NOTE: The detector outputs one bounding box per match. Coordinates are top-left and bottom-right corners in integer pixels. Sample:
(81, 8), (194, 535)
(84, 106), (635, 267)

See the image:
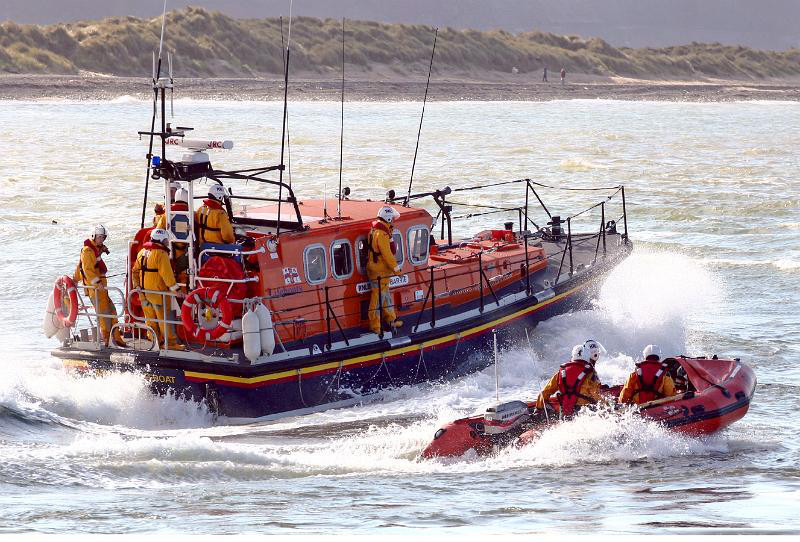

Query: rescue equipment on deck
(181, 286), (233, 341)
(254, 301), (275, 356)
(52, 275), (79, 328)
(242, 304), (261, 362)
(43, 292), (69, 340)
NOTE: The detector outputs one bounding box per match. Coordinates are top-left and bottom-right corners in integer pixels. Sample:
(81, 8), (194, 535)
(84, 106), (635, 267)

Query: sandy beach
(3, 74), (800, 102)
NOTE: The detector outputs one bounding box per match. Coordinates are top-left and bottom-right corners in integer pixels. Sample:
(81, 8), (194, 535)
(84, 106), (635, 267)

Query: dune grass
(2, 6), (800, 80)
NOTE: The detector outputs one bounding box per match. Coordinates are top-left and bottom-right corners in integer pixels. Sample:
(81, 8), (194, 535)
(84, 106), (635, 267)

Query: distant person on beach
(542, 66), (548, 82)
(560, 68), (566, 84)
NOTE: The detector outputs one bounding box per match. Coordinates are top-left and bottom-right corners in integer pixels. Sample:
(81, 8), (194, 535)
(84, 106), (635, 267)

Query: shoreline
(3, 74), (800, 102)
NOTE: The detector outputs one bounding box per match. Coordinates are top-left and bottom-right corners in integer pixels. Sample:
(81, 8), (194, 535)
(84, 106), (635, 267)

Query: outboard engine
(482, 401), (531, 435)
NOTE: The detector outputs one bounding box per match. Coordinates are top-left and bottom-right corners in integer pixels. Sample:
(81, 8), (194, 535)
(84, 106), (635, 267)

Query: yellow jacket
(73, 240), (108, 290)
(132, 243), (178, 305)
(618, 364), (676, 405)
(366, 220), (399, 279)
(195, 200), (234, 245)
(535, 363), (602, 409)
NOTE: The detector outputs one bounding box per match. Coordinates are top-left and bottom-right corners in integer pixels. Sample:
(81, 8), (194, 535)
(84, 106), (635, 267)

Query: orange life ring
(181, 287), (233, 341)
(53, 275), (78, 327)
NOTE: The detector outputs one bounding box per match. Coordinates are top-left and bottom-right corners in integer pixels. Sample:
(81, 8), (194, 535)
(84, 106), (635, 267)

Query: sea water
(0, 98), (798, 533)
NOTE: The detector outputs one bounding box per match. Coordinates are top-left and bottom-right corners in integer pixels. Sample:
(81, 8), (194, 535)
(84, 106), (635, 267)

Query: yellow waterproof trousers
(368, 276), (396, 334)
(88, 289), (118, 343)
(142, 300), (179, 349)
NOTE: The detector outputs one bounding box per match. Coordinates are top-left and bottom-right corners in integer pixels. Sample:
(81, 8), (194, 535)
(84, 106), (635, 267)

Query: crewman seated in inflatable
(155, 187), (191, 285)
(618, 344), (676, 405)
(535, 344), (602, 417)
(152, 181), (182, 227)
(366, 206), (403, 334)
(132, 228), (184, 350)
(73, 224), (125, 347)
(196, 184), (235, 246)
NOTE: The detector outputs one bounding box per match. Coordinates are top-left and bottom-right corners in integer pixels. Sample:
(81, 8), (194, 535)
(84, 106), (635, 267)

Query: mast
(276, 3), (293, 237)
(337, 17), (345, 219)
(405, 27), (438, 207)
(140, 0), (170, 228)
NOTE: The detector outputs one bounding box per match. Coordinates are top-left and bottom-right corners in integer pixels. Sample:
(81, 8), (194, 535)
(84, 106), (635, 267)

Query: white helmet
(378, 206), (401, 224)
(643, 344), (662, 361)
(583, 339), (604, 364)
(150, 228), (169, 244)
(175, 187), (188, 204)
(92, 224), (108, 242)
(571, 344), (588, 362)
(208, 184), (227, 201)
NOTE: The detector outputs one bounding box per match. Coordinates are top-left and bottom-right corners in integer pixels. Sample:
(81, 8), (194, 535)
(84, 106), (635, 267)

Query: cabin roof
(239, 198), (432, 233)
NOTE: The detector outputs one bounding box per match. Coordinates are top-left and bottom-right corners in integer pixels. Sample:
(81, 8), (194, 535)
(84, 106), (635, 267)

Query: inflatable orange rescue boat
(421, 356), (756, 459)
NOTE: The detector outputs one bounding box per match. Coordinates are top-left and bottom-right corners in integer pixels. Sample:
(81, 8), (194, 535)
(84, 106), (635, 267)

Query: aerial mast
(276, 2), (294, 237)
(405, 27), (438, 207)
(140, 0), (170, 228)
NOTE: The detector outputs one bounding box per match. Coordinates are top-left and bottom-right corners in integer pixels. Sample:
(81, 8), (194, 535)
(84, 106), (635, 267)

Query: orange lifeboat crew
(196, 184), (234, 245)
(366, 206), (403, 334)
(619, 344), (676, 405)
(73, 224), (124, 346)
(535, 344), (602, 416)
(131, 228), (183, 350)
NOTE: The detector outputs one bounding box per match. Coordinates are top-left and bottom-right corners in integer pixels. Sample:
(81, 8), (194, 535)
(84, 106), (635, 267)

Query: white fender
(254, 302), (275, 356)
(242, 307), (262, 363)
(43, 292), (64, 338)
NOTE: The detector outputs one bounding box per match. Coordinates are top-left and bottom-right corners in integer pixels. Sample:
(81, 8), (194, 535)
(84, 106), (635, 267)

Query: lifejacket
(555, 360), (597, 416)
(633, 359), (669, 404)
(197, 198), (223, 243)
(78, 239), (107, 283)
(137, 241), (169, 289)
(367, 219), (393, 264)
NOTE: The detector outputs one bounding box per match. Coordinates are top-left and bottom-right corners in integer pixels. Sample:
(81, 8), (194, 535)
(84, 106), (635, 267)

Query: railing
(94, 179), (627, 357)
(67, 283), (126, 348)
(260, 180), (629, 352)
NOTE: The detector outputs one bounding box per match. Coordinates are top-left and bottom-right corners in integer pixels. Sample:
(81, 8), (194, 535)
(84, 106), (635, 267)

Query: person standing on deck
(132, 228), (183, 350)
(366, 206), (403, 334)
(73, 225), (125, 347)
(195, 184), (235, 246)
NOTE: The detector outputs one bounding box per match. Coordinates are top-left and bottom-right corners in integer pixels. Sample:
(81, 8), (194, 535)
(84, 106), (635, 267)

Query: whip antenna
(405, 27), (437, 206)
(276, 1), (293, 237)
(337, 17), (345, 219)
(493, 329), (500, 403)
(140, 0), (169, 228)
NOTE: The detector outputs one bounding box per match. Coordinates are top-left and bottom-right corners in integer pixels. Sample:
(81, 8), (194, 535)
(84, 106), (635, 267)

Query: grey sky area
(3, 0), (800, 50)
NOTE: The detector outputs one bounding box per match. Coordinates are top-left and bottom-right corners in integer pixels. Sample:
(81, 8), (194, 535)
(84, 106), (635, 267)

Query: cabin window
(331, 240), (354, 279)
(355, 235), (368, 275)
(303, 244), (327, 284)
(392, 231), (404, 267)
(407, 226), (430, 266)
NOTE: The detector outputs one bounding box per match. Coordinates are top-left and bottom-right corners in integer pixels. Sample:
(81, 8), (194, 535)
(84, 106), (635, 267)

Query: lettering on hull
(356, 274), (409, 294)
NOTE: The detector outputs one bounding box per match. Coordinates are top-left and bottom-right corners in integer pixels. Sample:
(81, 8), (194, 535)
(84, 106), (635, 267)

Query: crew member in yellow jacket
(195, 184), (235, 245)
(366, 206), (403, 334)
(132, 228), (183, 350)
(73, 224), (125, 346)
